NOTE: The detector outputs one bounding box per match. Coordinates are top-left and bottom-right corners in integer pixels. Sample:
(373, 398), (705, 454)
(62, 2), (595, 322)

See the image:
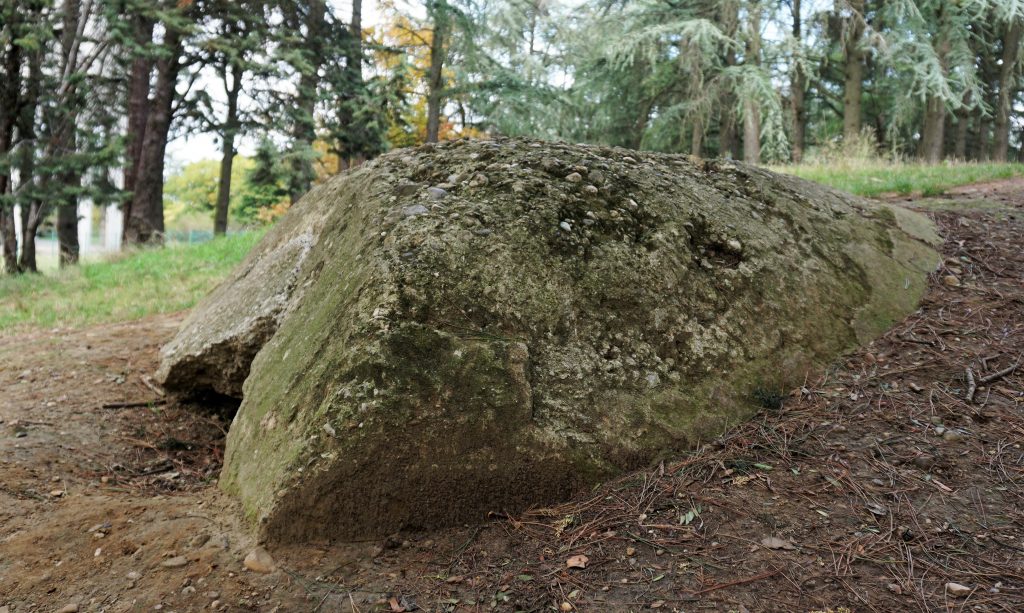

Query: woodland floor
(2, 180), (1024, 613)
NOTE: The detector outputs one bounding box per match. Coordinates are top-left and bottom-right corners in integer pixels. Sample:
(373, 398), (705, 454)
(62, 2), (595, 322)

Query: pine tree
(114, 0), (200, 245)
(238, 137), (287, 220)
(992, 4), (1024, 161)
(1, 0), (123, 273)
(196, 0), (276, 235)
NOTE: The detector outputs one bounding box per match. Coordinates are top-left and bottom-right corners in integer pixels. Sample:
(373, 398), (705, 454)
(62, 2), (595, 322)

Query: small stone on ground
(243, 547), (275, 573)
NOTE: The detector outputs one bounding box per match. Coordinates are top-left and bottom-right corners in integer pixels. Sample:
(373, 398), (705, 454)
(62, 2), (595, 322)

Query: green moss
(199, 139), (939, 542)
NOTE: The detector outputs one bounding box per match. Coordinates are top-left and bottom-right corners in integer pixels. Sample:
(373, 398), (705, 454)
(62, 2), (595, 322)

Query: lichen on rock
(158, 138), (940, 542)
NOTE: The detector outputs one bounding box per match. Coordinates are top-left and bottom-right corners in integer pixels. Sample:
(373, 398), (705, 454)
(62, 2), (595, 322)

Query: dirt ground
(2, 179), (1023, 613)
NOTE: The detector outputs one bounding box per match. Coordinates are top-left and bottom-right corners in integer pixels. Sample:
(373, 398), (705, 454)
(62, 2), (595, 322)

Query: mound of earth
(157, 138), (939, 542)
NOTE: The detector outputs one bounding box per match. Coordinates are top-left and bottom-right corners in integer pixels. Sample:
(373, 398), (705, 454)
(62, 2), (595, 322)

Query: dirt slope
(1, 179), (1022, 612)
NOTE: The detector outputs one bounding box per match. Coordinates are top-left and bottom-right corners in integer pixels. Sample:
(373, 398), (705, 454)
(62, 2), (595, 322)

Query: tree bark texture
(994, 20), (1022, 162)
(122, 14), (155, 234)
(743, 3), (761, 164)
(288, 0), (326, 203)
(790, 0), (805, 163)
(214, 63), (242, 236)
(842, 0), (865, 140)
(921, 95), (945, 163)
(0, 15), (22, 274)
(426, 1), (448, 144)
(124, 28), (184, 245)
(718, 0), (740, 158)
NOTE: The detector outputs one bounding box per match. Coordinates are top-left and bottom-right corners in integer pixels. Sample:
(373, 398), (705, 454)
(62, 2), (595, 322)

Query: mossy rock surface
(159, 138), (939, 542)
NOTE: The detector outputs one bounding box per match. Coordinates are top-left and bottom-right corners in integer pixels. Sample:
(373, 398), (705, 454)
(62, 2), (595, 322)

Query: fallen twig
(979, 354), (1022, 384)
(101, 399), (167, 409)
(965, 367), (977, 403)
(140, 375), (166, 397)
(682, 568), (781, 597)
(447, 526), (482, 572)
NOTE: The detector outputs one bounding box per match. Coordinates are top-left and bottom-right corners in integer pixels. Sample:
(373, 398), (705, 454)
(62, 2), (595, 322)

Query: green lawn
(0, 232), (261, 335)
(773, 160), (1024, 198)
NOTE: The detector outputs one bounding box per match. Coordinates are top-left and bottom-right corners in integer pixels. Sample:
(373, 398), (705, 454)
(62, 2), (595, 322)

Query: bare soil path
(2, 180), (1023, 612)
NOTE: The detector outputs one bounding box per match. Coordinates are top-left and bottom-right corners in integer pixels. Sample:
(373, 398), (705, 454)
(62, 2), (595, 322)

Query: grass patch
(0, 231), (262, 335)
(772, 160), (1024, 198)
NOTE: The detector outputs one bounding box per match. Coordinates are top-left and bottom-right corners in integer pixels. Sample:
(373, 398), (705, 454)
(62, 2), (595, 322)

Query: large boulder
(159, 138), (939, 543)
(155, 230), (317, 398)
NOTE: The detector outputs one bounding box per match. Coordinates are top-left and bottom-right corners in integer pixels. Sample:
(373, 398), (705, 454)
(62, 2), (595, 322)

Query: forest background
(2, 0), (1024, 275)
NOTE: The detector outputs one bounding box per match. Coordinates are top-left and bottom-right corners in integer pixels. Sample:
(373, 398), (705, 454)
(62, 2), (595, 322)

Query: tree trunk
(920, 95), (945, 163)
(743, 105), (761, 164)
(976, 110), (991, 161)
(690, 119), (703, 157)
(122, 15), (155, 232)
(334, 0), (364, 168)
(719, 93), (737, 158)
(0, 91), (16, 274)
(288, 0), (326, 203)
(55, 104), (82, 267)
(718, 0), (740, 159)
(790, 0), (805, 163)
(971, 34), (1000, 161)
(628, 96), (653, 150)
(350, 0), (364, 148)
(842, 0), (865, 140)
(1019, 123), (1024, 161)
(19, 200), (42, 272)
(0, 11), (22, 274)
(426, 1), (448, 144)
(17, 198), (44, 274)
(18, 203), (33, 270)
(994, 20), (1023, 162)
(214, 63), (242, 236)
(54, 202), (79, 262)
(0, 209), (16, 274)
(351, 0), (363, 74)
(54, 178), (80, 268)
(44, 0), (86, 265)
(920, 5), (950, 163)
(124, 30), (184, 245)
(0, 147), (18, 274)
(57, 187), (79, 266)
(15, 40), (42, 272)
(743, 3), (761, 164)
(954, 98), (970, 160)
